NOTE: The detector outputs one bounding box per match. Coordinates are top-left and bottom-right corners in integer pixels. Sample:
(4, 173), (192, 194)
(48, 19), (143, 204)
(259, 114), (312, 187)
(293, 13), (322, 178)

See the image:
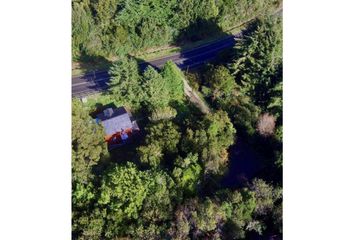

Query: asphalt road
(72, 33), (241, 97)
(72, 8), (284, 97)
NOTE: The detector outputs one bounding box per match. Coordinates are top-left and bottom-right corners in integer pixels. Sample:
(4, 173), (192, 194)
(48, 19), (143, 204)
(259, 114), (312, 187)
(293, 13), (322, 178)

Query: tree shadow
(79, 55), (160, 100)
(72, 71), (110, 98)
(73, 52), (111, 76)
(220, 136), (266, 189)
(175, 18), (228, 45)
(133, 19), (236, 71)
(89, 102), (117, 118)
(72, 19), (237, 97)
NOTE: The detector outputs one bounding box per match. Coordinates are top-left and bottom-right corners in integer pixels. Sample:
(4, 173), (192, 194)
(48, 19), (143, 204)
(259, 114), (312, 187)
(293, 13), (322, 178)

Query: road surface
(72, 8), (282, 97)
(72, 34), (241, 97)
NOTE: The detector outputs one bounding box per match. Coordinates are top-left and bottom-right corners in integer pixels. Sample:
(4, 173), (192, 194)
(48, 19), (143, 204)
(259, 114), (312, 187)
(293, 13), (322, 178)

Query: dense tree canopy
(267, 64), (283, 118)
(97, 162), (177, 238)
(221, 189), (258, 238)
(204, 65), (237, 101)
(108, 56), (143, 108)
(250, 178), (282, 216)
(229, 94), (261, 136)
(72, 7), (283, 240)
(72, 99), (108, 184)
(72, 0), (281, 59)
(138, 121), (181, 167)
(72, 0), (95, 57)
(108, 59), (185, 112)
(167, 187), (272, 239)
(142, 66), (171, 111)
(182, 110), (236, 174)
(161, 60), (185, 102)
(72, 100), (109, 239)
(230, 17), (282, 109)
(173, 153), (202, 196)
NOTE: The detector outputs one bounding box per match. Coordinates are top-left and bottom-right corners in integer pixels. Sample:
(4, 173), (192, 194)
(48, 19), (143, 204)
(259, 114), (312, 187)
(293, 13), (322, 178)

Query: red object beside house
(95, 107), (139, 149)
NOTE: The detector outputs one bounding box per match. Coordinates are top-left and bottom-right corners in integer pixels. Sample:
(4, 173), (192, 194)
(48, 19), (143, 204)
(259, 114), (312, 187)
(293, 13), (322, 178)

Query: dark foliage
(72, 8), (283, 240)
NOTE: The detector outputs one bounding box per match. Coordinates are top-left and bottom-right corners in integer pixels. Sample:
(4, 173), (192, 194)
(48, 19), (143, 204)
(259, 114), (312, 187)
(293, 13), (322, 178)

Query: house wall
(105, 128), (133, 143)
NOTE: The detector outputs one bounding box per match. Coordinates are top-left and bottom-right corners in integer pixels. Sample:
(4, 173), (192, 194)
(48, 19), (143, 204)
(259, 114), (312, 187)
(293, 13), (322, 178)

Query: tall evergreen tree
(108, 56), (143, 108)
(161, 61), (185, 102)
(142, 66), (170, 111)
(72, 0), (95, 58)
(230, 16), (282, 108)
(267, 63), (283, 118)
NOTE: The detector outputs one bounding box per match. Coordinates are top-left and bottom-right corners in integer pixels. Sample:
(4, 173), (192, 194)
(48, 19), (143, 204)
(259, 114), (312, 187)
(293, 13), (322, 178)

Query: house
(96, 107), (140, 148)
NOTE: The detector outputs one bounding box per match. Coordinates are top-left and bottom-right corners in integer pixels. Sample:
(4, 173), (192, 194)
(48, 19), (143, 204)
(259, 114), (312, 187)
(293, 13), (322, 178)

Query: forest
(72, 0), (281, 61)
(72, 1), (282, 239)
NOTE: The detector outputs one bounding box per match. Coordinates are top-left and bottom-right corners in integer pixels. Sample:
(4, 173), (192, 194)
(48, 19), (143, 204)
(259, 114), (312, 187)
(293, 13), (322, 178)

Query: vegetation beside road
(72, 0), (281, 76)
(72, 14), (283, 239)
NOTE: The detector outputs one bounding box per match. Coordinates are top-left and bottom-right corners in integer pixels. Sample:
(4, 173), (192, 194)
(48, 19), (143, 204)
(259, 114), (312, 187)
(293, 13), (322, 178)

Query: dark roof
(96, 107), (133, 136)
(96, 107), (128, 121)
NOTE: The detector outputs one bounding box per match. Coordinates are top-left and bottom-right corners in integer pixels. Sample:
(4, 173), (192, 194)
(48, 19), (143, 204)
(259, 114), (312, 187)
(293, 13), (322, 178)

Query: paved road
(72, 9), (282, 97)
(72, 33), (241, 97)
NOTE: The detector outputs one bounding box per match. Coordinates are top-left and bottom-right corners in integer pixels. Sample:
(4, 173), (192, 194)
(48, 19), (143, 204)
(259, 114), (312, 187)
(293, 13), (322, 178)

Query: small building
(96, 107), (139, 149)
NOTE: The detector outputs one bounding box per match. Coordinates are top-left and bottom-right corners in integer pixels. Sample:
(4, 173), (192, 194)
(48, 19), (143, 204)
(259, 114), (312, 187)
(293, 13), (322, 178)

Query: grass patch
(72, 60), (112, 77)
(72, 53), (118, 77)
(133, 25), (247, 62)
(81, 93), (118, 111)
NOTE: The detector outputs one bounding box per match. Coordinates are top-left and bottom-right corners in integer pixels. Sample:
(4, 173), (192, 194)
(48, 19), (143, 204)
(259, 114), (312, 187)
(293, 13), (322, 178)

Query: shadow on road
(72, 19), (239, 97)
